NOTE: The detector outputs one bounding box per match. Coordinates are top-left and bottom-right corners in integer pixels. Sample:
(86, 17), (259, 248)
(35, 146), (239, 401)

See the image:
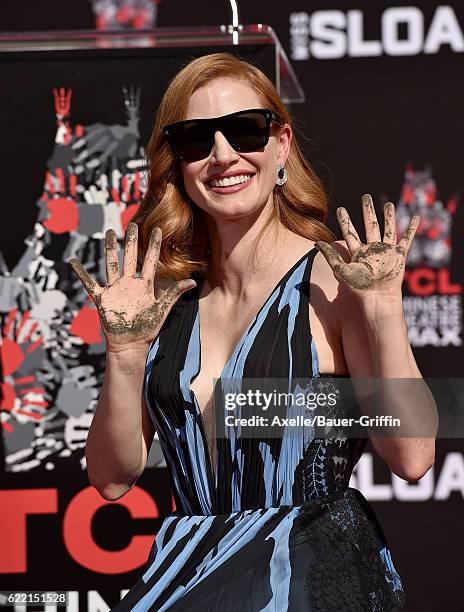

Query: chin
(207, 199), (265, 219)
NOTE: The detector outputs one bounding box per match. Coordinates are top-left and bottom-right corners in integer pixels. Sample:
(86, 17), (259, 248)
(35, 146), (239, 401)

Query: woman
(70, 52), (437, 610)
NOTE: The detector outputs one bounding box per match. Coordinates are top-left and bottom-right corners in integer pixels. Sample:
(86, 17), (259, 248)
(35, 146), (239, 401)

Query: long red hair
(133, 52), (334, 280)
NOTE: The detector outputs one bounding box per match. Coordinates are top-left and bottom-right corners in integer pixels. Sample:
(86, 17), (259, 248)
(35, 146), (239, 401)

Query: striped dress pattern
(112, 246), (407, 611)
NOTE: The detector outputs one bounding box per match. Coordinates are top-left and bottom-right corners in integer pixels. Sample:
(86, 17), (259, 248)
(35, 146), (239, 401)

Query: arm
(85, 343), (156, 501)
(333, 245), (437, 481)
(314, 195), (438, 482)
(69, 222), (196, 501)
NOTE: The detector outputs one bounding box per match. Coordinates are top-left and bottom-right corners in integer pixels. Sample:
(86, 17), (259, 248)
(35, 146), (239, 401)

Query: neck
(203, 223), (293, 299)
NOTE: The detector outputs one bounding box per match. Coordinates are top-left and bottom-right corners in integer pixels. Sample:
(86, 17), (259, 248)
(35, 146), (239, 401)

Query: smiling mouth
(207, 174), (254, 189)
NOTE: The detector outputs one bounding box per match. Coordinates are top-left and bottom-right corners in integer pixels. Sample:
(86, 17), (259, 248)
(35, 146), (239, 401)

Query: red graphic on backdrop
(42, 169), (80, 234)
(90, 0), (160, 30)
(0, 310), (48, 423)
(70, 304), (103, 345)
(389, 165), (462, 347)
(0, 86), (166, 473)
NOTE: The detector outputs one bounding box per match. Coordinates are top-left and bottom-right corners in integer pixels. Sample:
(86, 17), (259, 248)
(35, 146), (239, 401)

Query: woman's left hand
(315, 193), (419, 301)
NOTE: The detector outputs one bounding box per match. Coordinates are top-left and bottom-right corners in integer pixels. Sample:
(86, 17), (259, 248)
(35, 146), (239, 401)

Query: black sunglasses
(162, 108), (283, 162)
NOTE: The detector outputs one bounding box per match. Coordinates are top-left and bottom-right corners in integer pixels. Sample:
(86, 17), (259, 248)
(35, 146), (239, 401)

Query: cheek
(181, 166), (201, 197)
(258, 158), (277, 187)
(252, 150), (278, 181)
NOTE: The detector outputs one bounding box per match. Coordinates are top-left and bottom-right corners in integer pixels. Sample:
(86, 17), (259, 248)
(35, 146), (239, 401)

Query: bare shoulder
(313, 241), (378, 378)
(307, 239), (352, 374)
(311, 239), (351, 314)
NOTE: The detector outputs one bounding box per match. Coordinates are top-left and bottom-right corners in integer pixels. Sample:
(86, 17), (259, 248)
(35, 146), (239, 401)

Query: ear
(277, 123), (292, 165)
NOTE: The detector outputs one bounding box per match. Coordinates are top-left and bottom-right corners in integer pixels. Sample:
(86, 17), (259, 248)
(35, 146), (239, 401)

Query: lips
(206, 174), (255, 194)
(204, 170), (256, 195)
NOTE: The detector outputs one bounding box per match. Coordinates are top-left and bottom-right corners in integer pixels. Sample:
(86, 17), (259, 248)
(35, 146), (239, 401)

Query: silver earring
(276, 163), (288, 186)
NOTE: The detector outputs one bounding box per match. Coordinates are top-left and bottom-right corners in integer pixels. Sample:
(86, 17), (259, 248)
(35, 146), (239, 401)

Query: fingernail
(361, 193), (372, 205)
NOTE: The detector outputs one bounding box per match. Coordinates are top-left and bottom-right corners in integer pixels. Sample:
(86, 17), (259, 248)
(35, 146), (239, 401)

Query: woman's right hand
(68, 222), (196, 350)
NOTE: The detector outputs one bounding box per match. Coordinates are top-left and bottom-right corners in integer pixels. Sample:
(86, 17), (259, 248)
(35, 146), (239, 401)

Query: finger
(0, 250), (9, 274)
(383, 202), (397, 245)
(336, 207), (362, 254)
(68, 259), (103, 299)
(3, 308), (18, 339)
(315, 241), (348, 277)
(16, 310), (30, 335)
(141, 227), (162, 286)
(105, 229), (120, 286)
(71, 137), (86, 150)
(94, 141), (118, 166)
(361, 194), (381, 243)
(122, 222), (139, 277)
(398, 214), (420, 253)
(156, 278), (197, 315)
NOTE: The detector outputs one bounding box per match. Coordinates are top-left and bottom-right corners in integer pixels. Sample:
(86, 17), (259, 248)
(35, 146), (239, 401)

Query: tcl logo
(290, 6), (464, 60)
(0, 487), (173, 574)
(403, 268), (462, 296)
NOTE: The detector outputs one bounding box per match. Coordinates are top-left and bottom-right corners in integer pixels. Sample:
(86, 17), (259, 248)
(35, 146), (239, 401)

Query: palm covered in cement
(315, 194), (420, 298)
(68, 222), (196, 347)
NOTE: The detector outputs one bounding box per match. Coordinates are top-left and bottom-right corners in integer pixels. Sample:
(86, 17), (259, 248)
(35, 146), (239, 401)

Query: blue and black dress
(113, 246), (407, 611)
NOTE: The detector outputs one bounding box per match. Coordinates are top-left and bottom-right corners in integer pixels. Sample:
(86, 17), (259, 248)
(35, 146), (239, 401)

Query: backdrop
(0, 2), (463, 611)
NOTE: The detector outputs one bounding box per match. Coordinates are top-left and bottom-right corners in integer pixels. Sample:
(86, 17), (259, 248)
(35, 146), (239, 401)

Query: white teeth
(210, 174), (252, 188)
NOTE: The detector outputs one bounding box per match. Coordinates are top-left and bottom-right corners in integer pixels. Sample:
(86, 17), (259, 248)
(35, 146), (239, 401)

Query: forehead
(185, 77), (265, 120)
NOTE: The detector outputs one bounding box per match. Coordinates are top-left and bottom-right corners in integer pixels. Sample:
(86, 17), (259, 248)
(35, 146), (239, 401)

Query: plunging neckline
(188, 244), (318, 487)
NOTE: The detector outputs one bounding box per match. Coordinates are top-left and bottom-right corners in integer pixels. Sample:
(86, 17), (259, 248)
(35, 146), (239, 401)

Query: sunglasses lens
(166, 110), (272, 161)
(223, 112), (269, 152)
(168, 122), (212, 161)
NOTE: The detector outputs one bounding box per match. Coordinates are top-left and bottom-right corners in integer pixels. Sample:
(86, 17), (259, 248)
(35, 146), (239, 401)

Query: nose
(209, 130), (239, 164)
